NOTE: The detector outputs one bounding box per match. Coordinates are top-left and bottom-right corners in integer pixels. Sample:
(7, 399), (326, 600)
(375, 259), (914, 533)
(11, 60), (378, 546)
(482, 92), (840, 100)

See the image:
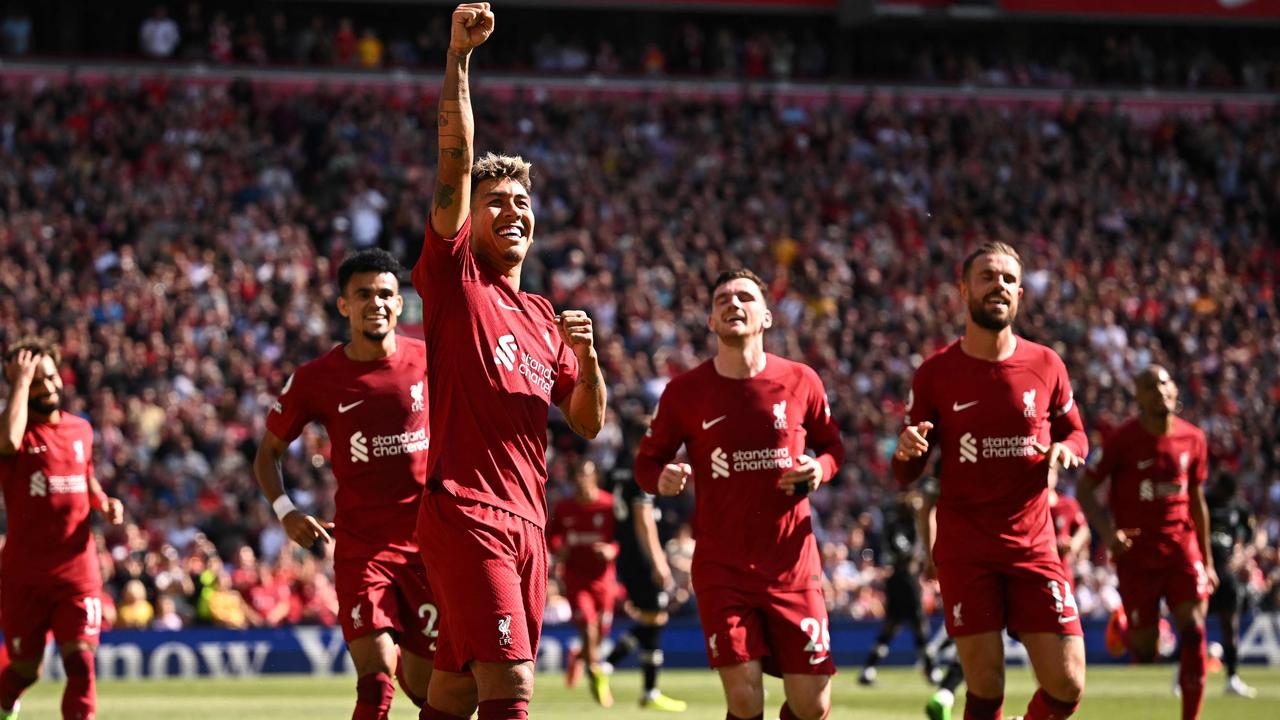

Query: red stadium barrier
(1001, 0), (1280, 20)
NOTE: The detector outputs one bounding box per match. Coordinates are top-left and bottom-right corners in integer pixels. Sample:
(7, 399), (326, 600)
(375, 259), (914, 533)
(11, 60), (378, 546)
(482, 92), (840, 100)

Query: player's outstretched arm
(0, 349), (39, 455)
(556, 310), (605, 438)
(254, 430), (334, 548)
(429, 2), (493, 239)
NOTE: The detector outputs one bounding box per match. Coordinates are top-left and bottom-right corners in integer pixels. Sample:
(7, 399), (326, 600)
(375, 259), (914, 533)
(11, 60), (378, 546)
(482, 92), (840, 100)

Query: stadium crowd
(0, 75), (1277, 632)
(3, 2), (1280, 91)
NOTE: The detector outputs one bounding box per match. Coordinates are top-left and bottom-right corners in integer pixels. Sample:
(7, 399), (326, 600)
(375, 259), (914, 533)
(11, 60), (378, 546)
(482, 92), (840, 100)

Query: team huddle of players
(0, 4), (1261, 720)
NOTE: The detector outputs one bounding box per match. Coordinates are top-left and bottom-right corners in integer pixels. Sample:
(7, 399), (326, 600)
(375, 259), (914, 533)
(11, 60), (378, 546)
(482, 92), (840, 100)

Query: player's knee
(723, 681), (764, 717)
(785, 694), (831, 720)
(962, 663), (1005, 698)
(474, 660), (534, 700)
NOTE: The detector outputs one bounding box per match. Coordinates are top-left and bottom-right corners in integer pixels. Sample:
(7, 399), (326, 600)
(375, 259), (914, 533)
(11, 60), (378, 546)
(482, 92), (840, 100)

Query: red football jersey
(1049, 494), (1086, 557)
(547, 491), (617, 585)
(1084, 416), (1208, 566)
(412, 217), (579, 528)
(635, 355), (844, 592)
(267, 338), (428, 563)
(0, 413), (100, 591)
(893, 338), (1087, 566)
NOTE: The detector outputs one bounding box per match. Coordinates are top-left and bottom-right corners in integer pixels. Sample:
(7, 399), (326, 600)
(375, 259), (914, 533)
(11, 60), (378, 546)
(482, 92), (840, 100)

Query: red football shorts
(335, 553), (437, 659)
(937, 555), (1084, 637)
(565, 578), (616, 633)
(695, 584), (835, 677)
(1, 581), (103, 662)
(417, 492), (546, 673)
(1116, 555), (1209, 631)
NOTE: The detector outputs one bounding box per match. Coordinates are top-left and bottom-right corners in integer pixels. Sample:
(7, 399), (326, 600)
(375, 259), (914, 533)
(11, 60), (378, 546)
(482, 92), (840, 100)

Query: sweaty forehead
(32, 355), (59, 378)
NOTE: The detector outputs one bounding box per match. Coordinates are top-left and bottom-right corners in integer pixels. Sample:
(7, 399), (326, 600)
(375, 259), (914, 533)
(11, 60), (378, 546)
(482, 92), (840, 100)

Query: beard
(29, 394), (59, 415)
(361, 329), (390, 342)
(969, 295), (1017, 331)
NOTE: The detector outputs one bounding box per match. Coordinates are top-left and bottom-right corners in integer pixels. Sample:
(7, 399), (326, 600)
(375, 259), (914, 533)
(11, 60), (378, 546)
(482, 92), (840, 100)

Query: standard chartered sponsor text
(981, 435), (1039, 459)
(370, 428), (429, 457)
(732, 447), (794, 472)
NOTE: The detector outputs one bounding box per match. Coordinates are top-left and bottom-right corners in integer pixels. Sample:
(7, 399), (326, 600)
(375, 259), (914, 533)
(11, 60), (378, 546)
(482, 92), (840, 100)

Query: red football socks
(1024, 688), (1079, 719)
(963, 691), (1004, 720)
(419, 703), (468, 719)
(477, 698), (528, 719)
(1179, 624), (1207, 720)
(353, 671), (395, 720)
(61, 648), (96, 720)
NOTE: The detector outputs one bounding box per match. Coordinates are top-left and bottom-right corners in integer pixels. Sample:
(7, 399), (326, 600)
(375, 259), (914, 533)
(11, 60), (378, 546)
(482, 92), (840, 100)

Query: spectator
(117, 580), (156, 629)
(1, 8), (32, 56)
(356, 27), (383, 69)
(139, 6), (180, 59)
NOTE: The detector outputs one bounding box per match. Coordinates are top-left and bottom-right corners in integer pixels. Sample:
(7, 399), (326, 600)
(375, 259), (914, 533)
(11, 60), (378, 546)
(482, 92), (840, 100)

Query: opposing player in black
(1206, 473), (1258, 698)
(599, 423), (687, 712)
(859, 491), (937, 686)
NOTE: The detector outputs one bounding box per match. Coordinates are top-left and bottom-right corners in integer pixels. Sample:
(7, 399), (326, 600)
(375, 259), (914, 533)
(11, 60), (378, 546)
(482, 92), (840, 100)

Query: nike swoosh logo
(809, 655), (829, 665)
(1137, 459), (1155, 469)
(338, 400), (364, 414)
(702, 416), (727, 430)
(1058, 614), (1078, 625)
(953, 401), (979, 412)
(496, 300), (523, 312)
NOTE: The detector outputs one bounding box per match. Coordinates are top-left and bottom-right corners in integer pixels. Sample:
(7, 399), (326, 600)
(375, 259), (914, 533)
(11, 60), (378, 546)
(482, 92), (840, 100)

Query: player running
(1205, 473), (1258, 698)
(412, 5), (607, 719)
(547, 459), (618, 707)
(636, 269), (844, 720)
(894, 242), (1088, 720)
(1, 338), (125, 720)
(256, 249), (435, 720)
(1078, 365), (1216, 720)
(598, 420), (687, 712)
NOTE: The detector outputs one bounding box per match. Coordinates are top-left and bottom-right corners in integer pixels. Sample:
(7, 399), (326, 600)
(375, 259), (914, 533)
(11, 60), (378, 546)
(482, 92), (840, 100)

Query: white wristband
(272, 494), (297, 521)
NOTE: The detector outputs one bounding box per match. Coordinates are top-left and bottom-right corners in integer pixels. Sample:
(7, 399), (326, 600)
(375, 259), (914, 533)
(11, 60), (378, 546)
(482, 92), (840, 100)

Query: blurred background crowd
(1, 1), (1280, 91)
(0, 3), (1277, 634)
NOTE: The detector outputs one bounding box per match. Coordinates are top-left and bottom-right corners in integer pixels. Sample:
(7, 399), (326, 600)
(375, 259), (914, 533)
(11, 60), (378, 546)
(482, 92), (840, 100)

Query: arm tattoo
(442, 147), (463, 159)
(435, 184), (456, 210)
(577, 367), (603, 390)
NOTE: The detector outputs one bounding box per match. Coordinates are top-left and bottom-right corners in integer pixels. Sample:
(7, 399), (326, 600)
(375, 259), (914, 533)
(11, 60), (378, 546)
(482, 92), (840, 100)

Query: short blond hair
(472, 152), (533, 192)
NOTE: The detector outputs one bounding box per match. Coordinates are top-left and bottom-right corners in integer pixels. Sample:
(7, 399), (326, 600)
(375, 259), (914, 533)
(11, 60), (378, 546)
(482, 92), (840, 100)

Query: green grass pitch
(13, 666), (1280, 718)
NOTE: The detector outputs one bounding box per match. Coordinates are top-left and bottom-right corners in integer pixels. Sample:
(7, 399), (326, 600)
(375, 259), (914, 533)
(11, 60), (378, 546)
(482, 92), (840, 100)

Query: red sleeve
(265, 368), (315, 443)
(892, 362), (937, 486)
(411, 215), (471, 295)
(634, 386), (687, 495)
(1192, 430), (1209, 487)
(550, 338), (580, 406)
(801, 368), (844, 483)
(1048, 353), (1088, 459)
